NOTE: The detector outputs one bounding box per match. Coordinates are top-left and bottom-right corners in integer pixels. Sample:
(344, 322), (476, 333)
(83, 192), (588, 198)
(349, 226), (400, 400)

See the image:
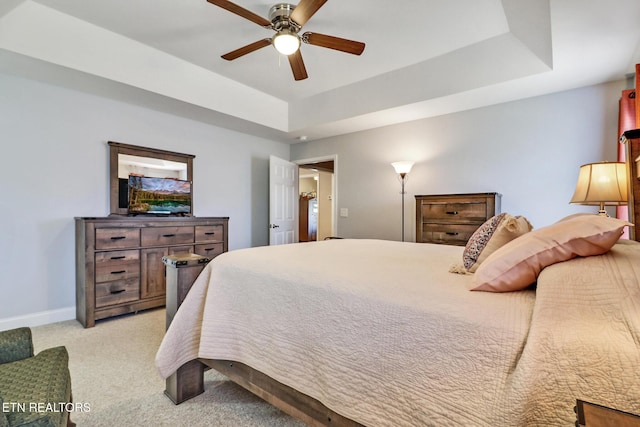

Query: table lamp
(570, 161), (628, 216)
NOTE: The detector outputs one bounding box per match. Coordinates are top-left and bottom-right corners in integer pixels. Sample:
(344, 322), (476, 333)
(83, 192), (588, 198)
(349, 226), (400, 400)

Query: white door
(269, 155), (299, 245)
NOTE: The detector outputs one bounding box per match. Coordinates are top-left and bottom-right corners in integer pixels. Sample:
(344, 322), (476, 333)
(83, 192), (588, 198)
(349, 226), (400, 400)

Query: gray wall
(291, 80), (627, 241)
(0, 71), (628, 328)
(0, 72), (289, 328)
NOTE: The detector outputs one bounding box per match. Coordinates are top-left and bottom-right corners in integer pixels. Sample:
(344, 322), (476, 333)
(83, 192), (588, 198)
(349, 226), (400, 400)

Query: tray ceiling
(1, 0), (639, 143)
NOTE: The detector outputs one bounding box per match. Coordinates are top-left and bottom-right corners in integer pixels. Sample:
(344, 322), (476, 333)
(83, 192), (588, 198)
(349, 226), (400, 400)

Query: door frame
(294, 154), (338, 239)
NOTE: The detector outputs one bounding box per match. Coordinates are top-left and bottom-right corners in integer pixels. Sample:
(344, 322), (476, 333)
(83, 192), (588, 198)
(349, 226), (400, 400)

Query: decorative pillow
(463, 213), (533, 272)
(555, 212), (592, 222)
(471, 215), (631, 292)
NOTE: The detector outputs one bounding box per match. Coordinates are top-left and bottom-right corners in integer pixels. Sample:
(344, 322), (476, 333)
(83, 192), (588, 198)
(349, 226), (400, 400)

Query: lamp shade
(391, 161), (414, 175)
(273, 30), (300, 55)
(570, 162), (628, 205)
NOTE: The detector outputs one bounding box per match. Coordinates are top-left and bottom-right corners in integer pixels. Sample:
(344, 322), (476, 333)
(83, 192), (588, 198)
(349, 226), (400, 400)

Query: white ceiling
(1, 0), (639, 143)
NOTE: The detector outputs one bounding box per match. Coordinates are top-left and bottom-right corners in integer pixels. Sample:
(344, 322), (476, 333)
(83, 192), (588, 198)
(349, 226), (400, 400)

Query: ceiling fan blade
(206, 0), (271, 27)
(288, 50), (308, 81)
(290, 0), (328, 27)
(221, 39), (271, 60)
(303, 32), (365, 55)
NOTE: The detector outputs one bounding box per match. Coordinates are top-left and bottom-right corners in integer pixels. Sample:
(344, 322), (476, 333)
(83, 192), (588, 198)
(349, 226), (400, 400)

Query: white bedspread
(510, 239), (640, 425)
(155, 238), (640, 426)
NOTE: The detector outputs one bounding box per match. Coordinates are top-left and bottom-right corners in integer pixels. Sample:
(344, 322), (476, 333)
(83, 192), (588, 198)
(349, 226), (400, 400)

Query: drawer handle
(446, 232), (459, 236)
(110, 236), (126, 241)
(162, 234), (176, 238)
(204, 232), (216, 235)
(110, 270), (126, 275)
(110, 289), (126, 294)
(446, 211), (458, 215)
(110, 256), (126, 260)
(204, 248), (215, 251)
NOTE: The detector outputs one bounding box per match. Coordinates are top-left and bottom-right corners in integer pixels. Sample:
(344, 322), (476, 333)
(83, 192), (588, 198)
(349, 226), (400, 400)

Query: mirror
(108, 141), (194, 216)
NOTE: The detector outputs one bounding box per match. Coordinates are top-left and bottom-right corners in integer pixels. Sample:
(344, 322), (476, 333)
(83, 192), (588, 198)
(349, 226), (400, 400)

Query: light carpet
(30, 309), (305, 426)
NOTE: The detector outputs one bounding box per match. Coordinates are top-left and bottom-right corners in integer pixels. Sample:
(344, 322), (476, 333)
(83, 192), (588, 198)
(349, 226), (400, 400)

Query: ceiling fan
(206, 0), (366, 81)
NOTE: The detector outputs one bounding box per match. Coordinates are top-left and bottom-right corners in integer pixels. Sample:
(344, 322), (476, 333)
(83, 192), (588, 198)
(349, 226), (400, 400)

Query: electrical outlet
(340, 208), (349, 217)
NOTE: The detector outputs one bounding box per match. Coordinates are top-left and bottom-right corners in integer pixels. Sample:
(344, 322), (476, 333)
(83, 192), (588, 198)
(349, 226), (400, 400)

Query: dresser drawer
(420, 201), (488, 223)
(95, 250), (140, 283)
(95, 249), (139, 266)
(141, 226), (194, 246)
(95, 228), (140, 250)
(420, 224), (479, 246)
(95, 278), (140, 308)
(195, 225), (224, 243)
(195, 243), (224, 259)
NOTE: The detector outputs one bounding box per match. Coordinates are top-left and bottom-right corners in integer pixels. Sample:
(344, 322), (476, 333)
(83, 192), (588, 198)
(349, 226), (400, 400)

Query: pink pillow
(471, 215), (631, 292)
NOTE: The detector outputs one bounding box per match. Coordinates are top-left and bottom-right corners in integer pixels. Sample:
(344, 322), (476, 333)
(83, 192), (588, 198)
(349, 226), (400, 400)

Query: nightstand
(576, 400), (640, 427)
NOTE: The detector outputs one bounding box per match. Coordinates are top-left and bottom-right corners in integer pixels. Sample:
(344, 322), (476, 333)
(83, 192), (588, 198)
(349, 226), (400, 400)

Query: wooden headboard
(623, 64), (640, 240)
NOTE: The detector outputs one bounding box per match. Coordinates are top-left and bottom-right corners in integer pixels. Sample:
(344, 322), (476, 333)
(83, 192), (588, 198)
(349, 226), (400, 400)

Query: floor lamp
(391, 161), (414, 241)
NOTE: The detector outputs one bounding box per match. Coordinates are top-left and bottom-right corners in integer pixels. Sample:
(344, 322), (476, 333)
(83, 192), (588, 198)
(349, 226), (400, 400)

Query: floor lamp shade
(391, 161), (414, 177)
(570, 162), (628, 214)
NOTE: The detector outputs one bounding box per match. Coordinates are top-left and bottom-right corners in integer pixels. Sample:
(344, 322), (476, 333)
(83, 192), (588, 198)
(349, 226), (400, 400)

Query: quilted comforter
(155, 238), (640, 426)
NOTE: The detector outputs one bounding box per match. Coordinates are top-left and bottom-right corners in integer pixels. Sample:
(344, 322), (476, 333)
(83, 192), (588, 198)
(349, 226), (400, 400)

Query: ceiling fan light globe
(273, 31), (300, 55)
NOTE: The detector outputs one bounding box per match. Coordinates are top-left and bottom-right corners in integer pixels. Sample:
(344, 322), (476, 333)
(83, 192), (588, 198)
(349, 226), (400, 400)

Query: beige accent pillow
(555, 212), (592, 222)
(463, 213), (533, 272)
(471, 215), (631, 292)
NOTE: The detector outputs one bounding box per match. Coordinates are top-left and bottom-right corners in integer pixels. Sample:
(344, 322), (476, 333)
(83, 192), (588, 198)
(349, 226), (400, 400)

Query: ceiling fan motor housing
(269, 3), (300, 32)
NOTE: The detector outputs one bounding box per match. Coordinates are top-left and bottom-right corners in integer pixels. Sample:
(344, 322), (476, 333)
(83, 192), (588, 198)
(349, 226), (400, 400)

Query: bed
(155, 228), (640, 426)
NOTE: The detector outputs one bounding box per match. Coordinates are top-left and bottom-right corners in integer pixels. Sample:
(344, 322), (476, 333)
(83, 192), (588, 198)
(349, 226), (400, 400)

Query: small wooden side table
(162, 253), (211, 404)
(576, 400), (640, 427)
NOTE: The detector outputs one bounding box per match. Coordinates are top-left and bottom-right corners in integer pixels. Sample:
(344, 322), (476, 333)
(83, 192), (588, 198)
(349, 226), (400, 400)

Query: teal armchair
(0, 328), (74, 427)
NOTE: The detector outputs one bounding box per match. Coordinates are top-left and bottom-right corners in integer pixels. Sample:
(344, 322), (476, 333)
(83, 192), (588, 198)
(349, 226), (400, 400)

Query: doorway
(296, 157), (336, 241)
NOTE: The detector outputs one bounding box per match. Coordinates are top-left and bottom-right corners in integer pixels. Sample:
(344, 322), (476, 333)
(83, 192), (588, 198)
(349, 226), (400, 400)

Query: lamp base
(597, 202), (609, 217)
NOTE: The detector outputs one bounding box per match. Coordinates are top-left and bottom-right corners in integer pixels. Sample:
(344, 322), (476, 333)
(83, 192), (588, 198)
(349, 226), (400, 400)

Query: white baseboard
(0, 307), (76, 332)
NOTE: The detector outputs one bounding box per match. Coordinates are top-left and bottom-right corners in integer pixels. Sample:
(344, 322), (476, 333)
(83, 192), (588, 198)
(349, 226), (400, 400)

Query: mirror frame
(108, 141), (195, 216)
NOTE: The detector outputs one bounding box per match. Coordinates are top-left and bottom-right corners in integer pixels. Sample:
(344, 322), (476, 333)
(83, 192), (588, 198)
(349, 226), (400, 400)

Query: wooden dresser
(75, 216), (228, 327)
(415, 193), (501, 245)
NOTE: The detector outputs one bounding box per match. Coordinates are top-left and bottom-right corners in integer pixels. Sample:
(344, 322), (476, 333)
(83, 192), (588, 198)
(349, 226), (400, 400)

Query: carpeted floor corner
(30, 309), (305, 426)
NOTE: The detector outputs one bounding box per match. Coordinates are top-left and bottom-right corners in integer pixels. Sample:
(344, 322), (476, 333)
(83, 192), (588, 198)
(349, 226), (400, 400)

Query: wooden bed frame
(167, 358), (363, 427)
(163, 257), (364, 427)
